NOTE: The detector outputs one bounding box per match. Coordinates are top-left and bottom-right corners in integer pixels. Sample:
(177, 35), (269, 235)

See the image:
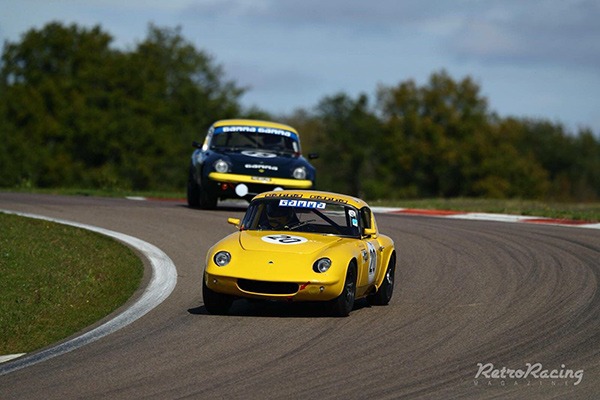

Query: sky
(1, 0), (599, 134)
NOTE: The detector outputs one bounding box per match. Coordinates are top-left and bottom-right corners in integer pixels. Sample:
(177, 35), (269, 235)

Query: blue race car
(188, 119), (317, 209)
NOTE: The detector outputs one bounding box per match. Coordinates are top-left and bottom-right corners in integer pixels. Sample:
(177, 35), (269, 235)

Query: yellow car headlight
(313, 257), (331, 273)
(214, 251), (231, 267)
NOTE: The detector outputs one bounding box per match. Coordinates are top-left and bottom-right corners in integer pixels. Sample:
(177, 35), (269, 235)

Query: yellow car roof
(212, 119), (299, 134)
(253, 190), (369, 209)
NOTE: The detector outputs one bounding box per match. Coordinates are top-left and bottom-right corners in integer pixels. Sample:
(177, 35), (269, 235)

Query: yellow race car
(202, 190), (396, 316)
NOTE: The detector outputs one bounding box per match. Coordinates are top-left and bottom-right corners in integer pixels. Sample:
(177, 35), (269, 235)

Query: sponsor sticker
(245, 163), (278, 170)
(215, 126), (299, 141)
(219, 126), (257, 133)
(279, 199), (326, 209)
(264, 192), (303, 198)
(308, 194), (348, 204)
(256, 127), (292, 137)
(349, 210), (358, 226)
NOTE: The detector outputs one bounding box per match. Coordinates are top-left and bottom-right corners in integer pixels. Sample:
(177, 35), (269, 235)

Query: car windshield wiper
(288, 219), (316, 230)
(212, 145), (243, 152)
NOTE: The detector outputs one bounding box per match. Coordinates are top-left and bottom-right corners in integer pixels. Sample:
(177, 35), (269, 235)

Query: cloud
(181, 0), (600, 73)
(1, 0), (598, 131)
(448, 0), (600, 71)
(181, 0), (459, 35)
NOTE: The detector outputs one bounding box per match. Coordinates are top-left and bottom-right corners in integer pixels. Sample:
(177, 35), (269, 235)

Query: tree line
(1, 22), (598, 201)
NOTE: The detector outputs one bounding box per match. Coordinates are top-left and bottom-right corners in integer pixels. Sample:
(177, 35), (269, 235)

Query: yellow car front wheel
(328, 262), (357, 317)
(203, 278), (234, 315)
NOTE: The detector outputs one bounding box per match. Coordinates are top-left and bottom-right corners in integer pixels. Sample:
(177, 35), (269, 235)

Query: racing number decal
(262, 234), (308, 245)
(366, 242), (377, 284)
(242, 150), (277, 158)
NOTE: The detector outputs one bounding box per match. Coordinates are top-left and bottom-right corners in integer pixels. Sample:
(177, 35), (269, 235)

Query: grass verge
(6, 187), (186, 200)
(0, 213), (143, 355)
(371, 198), (600, 222)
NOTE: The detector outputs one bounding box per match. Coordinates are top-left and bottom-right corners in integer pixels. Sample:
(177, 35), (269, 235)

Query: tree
(310, 93), (383, 197)
(464, 118), (549, 198)
(513, 119), (599, 200)
(375, 70), (551, 198)
(0, 22), (245, 190)
(0, 22), (116, 187)
(2, 24), (598, 200)
(376, 71), (488, 197)
(105, 24), (244, 189)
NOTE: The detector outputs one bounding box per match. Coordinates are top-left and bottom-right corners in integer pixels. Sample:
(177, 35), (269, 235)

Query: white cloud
(1, 0), (598, 132)
(448, 0), (600, 70)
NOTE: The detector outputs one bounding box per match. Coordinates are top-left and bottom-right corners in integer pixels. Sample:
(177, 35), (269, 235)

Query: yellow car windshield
(241, 198), (361, 237)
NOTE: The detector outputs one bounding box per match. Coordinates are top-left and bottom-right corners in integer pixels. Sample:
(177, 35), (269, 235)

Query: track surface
(1, 193), (599, 399)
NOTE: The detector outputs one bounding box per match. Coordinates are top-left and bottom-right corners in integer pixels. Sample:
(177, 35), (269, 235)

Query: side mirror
(308, 153), (319, 160)
(227, 218), (241, 228)
(363, 227), (376, 237)
(192, 140), (203, 149)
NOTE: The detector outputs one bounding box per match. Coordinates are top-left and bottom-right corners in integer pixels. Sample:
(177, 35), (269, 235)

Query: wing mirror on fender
(308, 153), (319, 160)
(227, 218), (241, 229)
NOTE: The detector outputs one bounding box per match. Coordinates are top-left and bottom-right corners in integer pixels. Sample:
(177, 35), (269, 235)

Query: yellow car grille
(237, 279), (299, 295)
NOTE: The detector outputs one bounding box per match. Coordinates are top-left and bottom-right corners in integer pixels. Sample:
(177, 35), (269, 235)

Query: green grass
(370, 198), (600, 222)
(6, 186), (186, 200)
(0, 213), (143, 355)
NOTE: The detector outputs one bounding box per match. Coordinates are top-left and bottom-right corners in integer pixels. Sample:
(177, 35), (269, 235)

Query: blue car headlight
(293, 166), (307, 180)
(214, 159), (230, 173)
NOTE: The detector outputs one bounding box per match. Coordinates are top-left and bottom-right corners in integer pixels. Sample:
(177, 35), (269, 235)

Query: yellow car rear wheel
(368, 253), (396, 306)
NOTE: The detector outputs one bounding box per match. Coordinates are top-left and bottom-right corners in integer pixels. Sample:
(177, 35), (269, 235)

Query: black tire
(187, 167), (200, 208)
(329, 262), (357, 317)
(367, 253), (395, 306)
(202, 278), (234, 315)
(197, 180), (218, 210)
(187, 165), (217, 209)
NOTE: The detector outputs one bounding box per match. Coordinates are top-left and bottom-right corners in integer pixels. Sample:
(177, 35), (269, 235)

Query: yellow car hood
(207, 230), (354, 288)
(238, 230), (343, 254)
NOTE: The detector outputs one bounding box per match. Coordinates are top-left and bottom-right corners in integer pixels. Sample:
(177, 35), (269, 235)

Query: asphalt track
(1, 192), (599, 399)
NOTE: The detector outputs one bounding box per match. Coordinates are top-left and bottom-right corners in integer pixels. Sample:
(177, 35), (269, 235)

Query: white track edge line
(0, 210), (178, 375)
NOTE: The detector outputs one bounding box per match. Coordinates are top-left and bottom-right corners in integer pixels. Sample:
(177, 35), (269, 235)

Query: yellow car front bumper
(204, 271), (343, 302)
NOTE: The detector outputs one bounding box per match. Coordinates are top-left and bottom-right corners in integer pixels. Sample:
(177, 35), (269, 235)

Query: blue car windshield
(241, 198), (361, 237)
(211, 131), (299, 154)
